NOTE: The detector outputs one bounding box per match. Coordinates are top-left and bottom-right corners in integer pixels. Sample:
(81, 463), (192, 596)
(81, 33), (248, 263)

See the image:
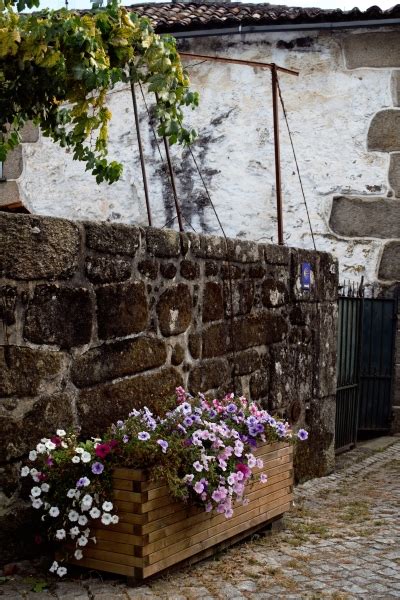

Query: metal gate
(358, 297), (397, 433)
(335, 283), (397, 453)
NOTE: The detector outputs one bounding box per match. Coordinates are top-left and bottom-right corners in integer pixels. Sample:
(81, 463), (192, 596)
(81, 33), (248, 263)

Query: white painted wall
(18, 27), (394, 284)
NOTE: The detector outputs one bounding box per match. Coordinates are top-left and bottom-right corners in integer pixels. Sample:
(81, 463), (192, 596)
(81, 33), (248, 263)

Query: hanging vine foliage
(0, 0), (198, 183)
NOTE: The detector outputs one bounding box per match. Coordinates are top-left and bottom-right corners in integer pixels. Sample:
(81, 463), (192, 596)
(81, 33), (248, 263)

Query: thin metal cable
(277, 79), (317, 251)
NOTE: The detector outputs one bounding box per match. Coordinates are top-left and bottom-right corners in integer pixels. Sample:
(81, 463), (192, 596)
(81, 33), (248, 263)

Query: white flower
(111, 515), (119, 524)
(69, 526), (80, 537)
(30, 468), (40, 482)
(31, 486), (41, 498)
(78, 535), (88, 547)
(78, 515), (88, 526)
(89, 507), (101, 519)
(81, 494), (93, 508)
(41, 483), (50, 493)
(68, 510), (79, 522)
(49, 506), (60, 517)
(49, 561), (58, 573)
(57, 566), (67, 577)
(75, 447), (84, 454)
(36, 443), (46, 454)
(56, 429), (66, 437)
(61, 441), (68, 448)
(32, 498), (43, 509)
(21, 466), (30, 477)
(81, 451), (91, 463)
(71, 456), (80, 464)
(45, 440), (56, 451)
(101, 513), (112, 525)
(67, 489), (76, 498)
(74, 549), (83, 560)
(75, 490), (81, 499)
(102, 501), (113, 512)
(83, 528), (90, 537)
(55, 529), (66, 540)
(29, 450), (37, 462)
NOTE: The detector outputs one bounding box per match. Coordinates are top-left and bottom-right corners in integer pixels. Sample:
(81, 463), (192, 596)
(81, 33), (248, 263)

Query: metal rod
(271, 64), (284, 245)
(180, 52), (299, 76)
(162, 135), (184, 233)
(130, 78), (152, 227)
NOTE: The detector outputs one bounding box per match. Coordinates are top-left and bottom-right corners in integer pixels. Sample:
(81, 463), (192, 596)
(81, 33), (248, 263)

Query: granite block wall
(0, 212), (338, 563)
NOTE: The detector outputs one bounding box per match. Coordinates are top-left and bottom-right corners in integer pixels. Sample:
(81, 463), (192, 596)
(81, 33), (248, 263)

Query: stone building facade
(0, 211), (337, 563)
(0, 3), (399, 289)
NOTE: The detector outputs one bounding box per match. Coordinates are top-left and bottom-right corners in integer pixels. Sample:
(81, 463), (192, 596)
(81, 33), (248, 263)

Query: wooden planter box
(66, 442), (293, 580)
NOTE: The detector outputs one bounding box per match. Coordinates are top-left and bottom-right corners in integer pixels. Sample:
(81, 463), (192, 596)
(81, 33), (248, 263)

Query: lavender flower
(91, 462), (104, 475)
(297, 429), (308, 441)
(157, 439), (169, 454)
(138, 431), (150, 441)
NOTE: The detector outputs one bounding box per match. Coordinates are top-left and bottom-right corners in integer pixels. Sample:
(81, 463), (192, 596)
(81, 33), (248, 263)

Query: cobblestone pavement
(2, 440), (400, 600)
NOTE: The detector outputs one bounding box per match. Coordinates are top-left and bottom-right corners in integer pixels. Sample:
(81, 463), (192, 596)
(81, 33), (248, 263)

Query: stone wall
(0, 212), (338, 564)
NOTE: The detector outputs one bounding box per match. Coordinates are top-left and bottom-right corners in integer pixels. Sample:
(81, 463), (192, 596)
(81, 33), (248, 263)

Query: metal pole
(130, 78), (152, 227)
(162, 135), (184, 233)
(180, 52), (299, 77)
(271, 63), (284, 245)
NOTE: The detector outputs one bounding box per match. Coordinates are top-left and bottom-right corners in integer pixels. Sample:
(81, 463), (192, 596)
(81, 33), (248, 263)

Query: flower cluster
(21, 390), (308, 577)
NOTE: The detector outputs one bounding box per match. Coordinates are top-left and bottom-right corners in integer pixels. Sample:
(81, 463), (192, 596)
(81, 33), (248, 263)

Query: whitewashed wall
(17, 27), (398, 285)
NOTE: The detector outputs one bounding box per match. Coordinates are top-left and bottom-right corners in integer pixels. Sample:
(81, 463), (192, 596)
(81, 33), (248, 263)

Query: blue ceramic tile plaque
(301, 262), (312, 290)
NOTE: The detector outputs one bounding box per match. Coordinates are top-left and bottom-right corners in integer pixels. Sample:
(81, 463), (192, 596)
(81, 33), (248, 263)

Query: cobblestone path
(2, 440), (400, 600)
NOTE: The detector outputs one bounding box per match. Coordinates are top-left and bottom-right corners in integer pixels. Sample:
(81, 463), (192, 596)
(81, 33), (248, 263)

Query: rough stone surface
(78, 368), (183, 436)
(1, 213), (79, 280)
(85, 222), (139, 256)
(233, 349), (262, 375)
(180, 260), (200, 280)
(262, 277), (288, 307)
(389, 152), (400, 197)
(71, 337), (167, 387)
(225, 280), (255, 316)
(3, 146), (23, 179)
(20, 121), (39, 143)
(24, 285), (93, 348)
(0, 180), (19, 206)
(368, 109), (400, 153)
(138, 259), (158, 280)
(96, 281), (148, 340)
(85, 255), (131, 283)
(188, 233), (227, 260)
(344, 31), (400, 68)
(329, 196), (400, 238)
(160, 262), (177, 279)
(171, 343), (185, 366)
(264, 244), (290, 266)
(156, 284), (192, 336)
(0, 346), (63, 397)
(227, 239), (260, 263)
(146, 227), (180, 257)
(202, 281), (224, 322)
(391, 70), (400, 106)
(0, 285), (18, 327)
(249, 369), (269, 400)
(188, 358), (230, 393)
(379, 242), (400, 281)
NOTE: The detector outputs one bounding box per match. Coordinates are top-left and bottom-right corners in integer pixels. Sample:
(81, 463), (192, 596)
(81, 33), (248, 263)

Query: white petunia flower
(41, 483), (50, 493)
(29, 450), (37, 462)
(31, 486), (41, 498)
(21, 466), (30, 477)
(69, 526), (80, 537)
(57, 566), (67, 577)
(49, 506), (60, 517)
(68, 510), (79, 522)
(78, 515), (88, 526)
(56, 529), (66, 540)
(67, 489), (76, 498)
(74, 549), (83, 560)
(75, 447), (84, 454)
(83, 528), (90, 537)
(71, 456), (80, 464)
(102, 501), (113, 512)
(89, 507), (100, 519)
(78, 535), (88, 547)
(36, 443), (46, 454)
(45, 440), (56, 451)
(56, 429), (66, 437)
(101, 513), (112, 525)
(49, 561), (58, 573)
(111, 515), (119, 524)
(32, 498), (43, 509)
(81, 451), (91, 463)
(81, 494), (92, 508)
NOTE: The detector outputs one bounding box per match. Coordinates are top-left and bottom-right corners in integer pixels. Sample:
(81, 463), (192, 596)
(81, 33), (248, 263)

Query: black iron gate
(335, 284), (397, 453)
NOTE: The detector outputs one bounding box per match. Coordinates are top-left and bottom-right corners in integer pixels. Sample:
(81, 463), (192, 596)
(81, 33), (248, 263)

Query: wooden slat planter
(66, 442), (293, 581)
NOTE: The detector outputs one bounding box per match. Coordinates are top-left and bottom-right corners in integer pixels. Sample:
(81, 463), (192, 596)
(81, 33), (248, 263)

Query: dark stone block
(227, 238), (260, 263)
(156, 283), (192, 336)
(188, 233), (227, 260)
(203, 281), (224, 322)
(180, 260), (200, 280)
(160, 263), (177, 279)
(85, 222), (140, 256)
(24, 284), (93, 348)
(249, 369), (269, 400)
(71, 337), (167, 388)
(171, 344), (185, 366)
(368, 109), (400, 153)
(0, 286), (17, 327)
(224, 280), (255, 316)
(312, 303), (338, 398)
(318, 252), (338, 302)
(262, 277), (289, 308)
(188, 358), (230, 394)
(329, 196), (400, 239)
(221, 264), (241, 279)
(138, 259), (158, 280)
(1, 346), (63, 397)
(269, 343), (313, 410)
(78, 367), (183, 436)
(249, 264), (266, 278)
(233, 349), (262, 376)
(96, 281), (148, 340)
(85, 254), (131, 283)
(264, 244), (290, 265)
(0, 393), (74, 462)
(1, 213), (79, 280)
(188, 333), (201, 359)
(146, 227), (180, 258)
(205, 261), (219, 277)
(379, 242), (400, 281)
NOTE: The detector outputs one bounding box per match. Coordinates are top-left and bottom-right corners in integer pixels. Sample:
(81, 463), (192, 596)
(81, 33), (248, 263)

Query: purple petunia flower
(91, 462), (104, 475)
(157, 439), (169, 453)
(226, 403), (237, 414)
(297, 429), (308, 441)
(122, 435), (129, 444)
(138, 431), (150, 441)
(76, 477), (90, 488)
